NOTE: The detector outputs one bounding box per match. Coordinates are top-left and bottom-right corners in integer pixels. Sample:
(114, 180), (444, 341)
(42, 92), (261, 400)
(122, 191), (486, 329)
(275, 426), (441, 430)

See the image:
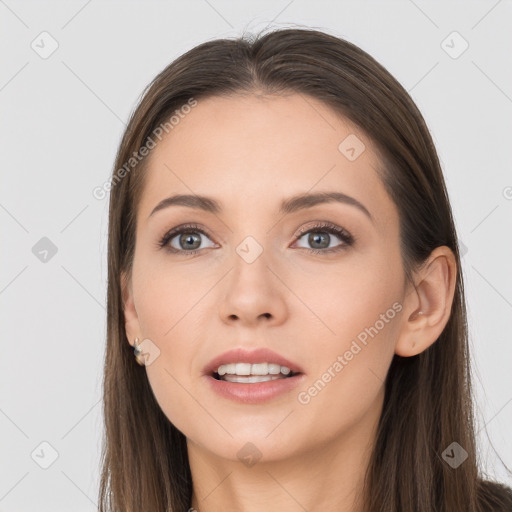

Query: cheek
(132, 257), (210, 430)
(289, 250), (403, 348)
(292, 259), (401, 421)
(134, 267), (203, 368)
(294, 305), (398, 445)
(133, 251), (206, 338)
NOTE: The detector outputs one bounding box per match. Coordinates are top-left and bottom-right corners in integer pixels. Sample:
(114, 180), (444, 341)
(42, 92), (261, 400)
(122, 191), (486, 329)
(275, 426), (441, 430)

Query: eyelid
(292, 221), (354, 242)
(157, 223), (218, 250)
(158, 220), (355, 254)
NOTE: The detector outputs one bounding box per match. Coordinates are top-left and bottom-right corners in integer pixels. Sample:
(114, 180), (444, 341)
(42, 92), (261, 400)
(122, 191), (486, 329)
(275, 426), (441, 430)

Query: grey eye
(295, 230), (344, 250)
(169, 231), (215, 252)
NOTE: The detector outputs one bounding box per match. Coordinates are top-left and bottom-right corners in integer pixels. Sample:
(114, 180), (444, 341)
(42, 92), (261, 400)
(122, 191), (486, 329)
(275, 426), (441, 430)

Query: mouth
(203, 347), (305, 379)
(202, 348), (305, 403)
(211, 363), (301, 383)
(205, 363), (305, 404)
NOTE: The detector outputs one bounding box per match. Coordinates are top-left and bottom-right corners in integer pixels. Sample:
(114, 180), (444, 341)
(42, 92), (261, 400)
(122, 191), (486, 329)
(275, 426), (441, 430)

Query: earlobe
(395, 246), (457, 357)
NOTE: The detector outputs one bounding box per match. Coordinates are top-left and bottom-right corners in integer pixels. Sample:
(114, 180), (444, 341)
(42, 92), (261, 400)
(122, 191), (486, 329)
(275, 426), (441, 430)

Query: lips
(202, 347), (305, 377)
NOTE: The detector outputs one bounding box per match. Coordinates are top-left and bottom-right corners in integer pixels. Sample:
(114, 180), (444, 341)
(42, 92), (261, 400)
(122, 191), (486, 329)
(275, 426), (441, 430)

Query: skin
(122, 93), (457, 512)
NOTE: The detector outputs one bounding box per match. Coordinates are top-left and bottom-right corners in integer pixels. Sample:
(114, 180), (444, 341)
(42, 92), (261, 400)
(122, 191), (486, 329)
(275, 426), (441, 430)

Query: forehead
(138, 93), (396, 226)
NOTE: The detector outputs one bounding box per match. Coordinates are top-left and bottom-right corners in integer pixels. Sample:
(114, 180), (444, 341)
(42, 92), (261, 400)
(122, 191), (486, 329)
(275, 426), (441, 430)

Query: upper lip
(203, 347), (305, 376)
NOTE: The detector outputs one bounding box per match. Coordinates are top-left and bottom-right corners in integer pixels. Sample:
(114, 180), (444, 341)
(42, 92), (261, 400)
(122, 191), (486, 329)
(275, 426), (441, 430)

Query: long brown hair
(99, 27), (512, 511)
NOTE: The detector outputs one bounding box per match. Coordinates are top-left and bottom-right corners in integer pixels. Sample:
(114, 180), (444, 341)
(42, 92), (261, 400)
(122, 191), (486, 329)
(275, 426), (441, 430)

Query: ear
(121, 270), (142, 348)
(395, 246), (457, 357)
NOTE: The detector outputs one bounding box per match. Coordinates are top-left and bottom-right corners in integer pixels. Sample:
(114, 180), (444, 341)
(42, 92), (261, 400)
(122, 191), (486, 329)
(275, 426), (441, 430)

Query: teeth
(222, 374), (284, 383)
(216, 362), (294, 377)
(235, 363), (251, 375)
(268, 364), (282, 375)
(251, 363), (268, 375)
(217, 363), (235, 376)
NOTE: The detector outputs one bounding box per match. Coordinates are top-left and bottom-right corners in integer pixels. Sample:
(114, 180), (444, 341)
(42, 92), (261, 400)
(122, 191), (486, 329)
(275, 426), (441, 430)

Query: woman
(99, 27), (512, 511)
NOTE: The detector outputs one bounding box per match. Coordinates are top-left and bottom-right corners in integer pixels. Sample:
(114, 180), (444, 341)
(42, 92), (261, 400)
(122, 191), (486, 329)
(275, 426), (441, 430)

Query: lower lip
(203, 373), (306, 404)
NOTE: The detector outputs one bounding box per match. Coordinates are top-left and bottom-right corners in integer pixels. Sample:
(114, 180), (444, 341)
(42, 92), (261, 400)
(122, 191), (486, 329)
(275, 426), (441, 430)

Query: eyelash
(294, 222), (354, 255)
(157, 222), (355, 257)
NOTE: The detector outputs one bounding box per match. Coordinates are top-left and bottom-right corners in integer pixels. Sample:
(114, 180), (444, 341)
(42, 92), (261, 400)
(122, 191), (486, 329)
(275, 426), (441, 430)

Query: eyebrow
(148, 191), (373, 222)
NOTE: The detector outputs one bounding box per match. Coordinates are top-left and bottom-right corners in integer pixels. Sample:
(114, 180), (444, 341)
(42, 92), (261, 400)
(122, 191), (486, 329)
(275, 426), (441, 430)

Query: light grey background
(1, 1), (511, 510)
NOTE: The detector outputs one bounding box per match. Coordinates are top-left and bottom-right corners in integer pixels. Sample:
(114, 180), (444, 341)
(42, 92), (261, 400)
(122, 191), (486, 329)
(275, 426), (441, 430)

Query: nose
(217, 254), (288, 328)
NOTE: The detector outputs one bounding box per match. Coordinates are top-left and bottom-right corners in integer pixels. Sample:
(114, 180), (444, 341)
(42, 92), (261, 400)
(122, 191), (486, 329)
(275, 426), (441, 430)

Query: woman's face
(123, 93), (410, 463)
